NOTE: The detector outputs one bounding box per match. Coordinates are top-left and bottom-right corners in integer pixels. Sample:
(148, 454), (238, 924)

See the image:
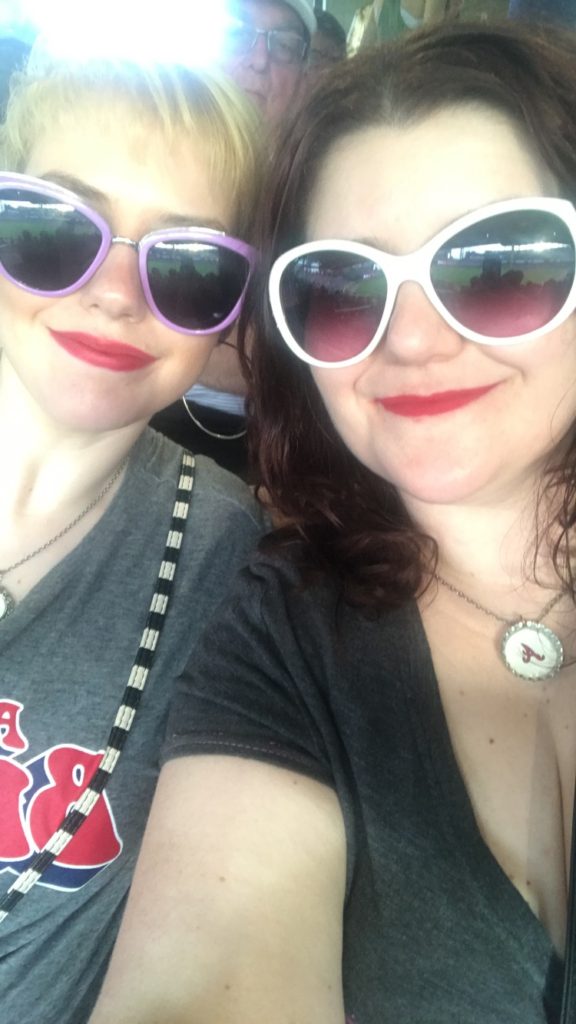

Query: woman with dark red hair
(93, 21), (576, 1024)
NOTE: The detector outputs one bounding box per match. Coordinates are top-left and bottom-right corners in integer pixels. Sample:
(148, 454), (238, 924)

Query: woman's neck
(0, 356), (144, 520)
(404, 484), (563, 603)
(0, 355), (145, 606)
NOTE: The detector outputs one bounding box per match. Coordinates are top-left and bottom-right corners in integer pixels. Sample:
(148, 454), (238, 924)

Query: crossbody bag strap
(0, 450), (195, 923)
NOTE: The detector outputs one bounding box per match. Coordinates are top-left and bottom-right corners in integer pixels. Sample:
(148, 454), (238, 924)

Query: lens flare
(20, 0), (229, 67)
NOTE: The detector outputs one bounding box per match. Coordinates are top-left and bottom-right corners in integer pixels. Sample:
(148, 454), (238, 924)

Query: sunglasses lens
(431, 209), (575, 338)
(0, 187), (103, 292)
(146, 240), (250, 331)
(279, 251), (387, 363)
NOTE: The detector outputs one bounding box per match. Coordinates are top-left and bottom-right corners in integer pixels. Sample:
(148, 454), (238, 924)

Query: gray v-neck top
(166, 551), (563, 1024)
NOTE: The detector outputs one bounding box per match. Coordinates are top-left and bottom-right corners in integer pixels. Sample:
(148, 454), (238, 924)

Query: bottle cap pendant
(501, 620), (564, 680)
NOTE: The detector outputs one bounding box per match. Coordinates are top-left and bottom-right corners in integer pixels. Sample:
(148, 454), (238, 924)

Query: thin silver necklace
(181, 396), (246, 441)
(434, 572), (566, 681)
(0, 457), (128, 622)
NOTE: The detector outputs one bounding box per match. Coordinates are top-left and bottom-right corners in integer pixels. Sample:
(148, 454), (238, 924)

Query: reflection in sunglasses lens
(431, 210), (575, 337)
(282, 251), (387, 362)
(0, 189), (102, 291)
(146, 241), (250, 331)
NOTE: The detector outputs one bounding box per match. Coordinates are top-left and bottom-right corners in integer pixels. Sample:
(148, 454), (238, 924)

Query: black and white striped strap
(0, 450), (195, 923)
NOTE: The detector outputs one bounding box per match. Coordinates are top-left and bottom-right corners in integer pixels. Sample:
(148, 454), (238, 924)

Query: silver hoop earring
(181, 396), (247, 441)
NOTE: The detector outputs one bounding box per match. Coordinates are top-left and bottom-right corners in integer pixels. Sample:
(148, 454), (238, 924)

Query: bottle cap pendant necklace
(434, 573), (565, 681)
(0, 458), (127, 622)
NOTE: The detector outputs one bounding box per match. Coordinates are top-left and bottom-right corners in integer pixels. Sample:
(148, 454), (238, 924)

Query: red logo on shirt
(0, 700), (122, 890)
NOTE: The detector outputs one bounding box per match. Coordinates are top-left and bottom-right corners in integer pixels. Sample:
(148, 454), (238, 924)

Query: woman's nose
(79, 240), (148, 324)
(380, 281), (465, 364)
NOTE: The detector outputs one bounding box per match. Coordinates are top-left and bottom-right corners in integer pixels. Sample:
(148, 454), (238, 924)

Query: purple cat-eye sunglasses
(0, 172), (257, 334)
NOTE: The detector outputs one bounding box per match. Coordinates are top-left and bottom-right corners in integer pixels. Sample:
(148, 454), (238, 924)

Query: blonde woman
(0, 57), (264, 1023)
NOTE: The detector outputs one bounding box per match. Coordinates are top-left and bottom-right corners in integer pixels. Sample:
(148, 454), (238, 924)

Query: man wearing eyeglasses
(221, 0), (316, 125)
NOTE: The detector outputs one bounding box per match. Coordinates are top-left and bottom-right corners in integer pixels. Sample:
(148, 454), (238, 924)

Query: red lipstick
(50, 330), (157, 372)
(378, 384), (498, 417)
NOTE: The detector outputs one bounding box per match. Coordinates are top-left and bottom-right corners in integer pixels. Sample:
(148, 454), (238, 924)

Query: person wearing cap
(219, 0), (316, 126)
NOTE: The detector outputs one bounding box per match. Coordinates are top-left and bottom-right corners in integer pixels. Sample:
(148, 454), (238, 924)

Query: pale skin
(89, 105), (576, 1020)
(0, 101), (233, 599)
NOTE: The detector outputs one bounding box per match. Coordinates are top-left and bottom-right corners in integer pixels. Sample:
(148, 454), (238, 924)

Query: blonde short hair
(0, 59), (262, 237)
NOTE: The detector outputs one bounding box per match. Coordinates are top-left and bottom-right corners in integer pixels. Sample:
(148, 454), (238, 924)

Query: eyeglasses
(224, 21), (308, 65)
(0, 173), (258, 334)
(269, 197), (576, 368)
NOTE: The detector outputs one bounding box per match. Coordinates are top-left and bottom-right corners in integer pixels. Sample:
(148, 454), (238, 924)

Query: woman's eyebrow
(39, 172), (227, 231)
(155, 212), (228, 232)
(40, 171), (105, 204)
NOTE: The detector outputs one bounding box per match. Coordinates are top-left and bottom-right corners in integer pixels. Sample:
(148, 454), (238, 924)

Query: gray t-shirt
(165, 551), (563, 1024)
(0, 428), (264, 1024)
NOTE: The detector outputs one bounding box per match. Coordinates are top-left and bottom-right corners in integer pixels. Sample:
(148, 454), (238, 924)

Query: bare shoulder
(89, 755), (347, 1024)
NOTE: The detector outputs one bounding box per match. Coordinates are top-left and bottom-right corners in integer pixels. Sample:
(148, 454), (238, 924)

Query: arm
(196, 341), (247, 395)
(89, 754), (347, 1024)
(196, 326), (247, 396)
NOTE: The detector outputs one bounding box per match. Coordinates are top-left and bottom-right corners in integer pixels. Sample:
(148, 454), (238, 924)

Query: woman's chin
(365, 456), (510, 509)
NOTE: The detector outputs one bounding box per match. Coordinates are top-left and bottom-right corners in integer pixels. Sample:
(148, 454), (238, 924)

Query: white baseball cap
(282, 0), (317, 36)
(226, 1), (317, 40)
